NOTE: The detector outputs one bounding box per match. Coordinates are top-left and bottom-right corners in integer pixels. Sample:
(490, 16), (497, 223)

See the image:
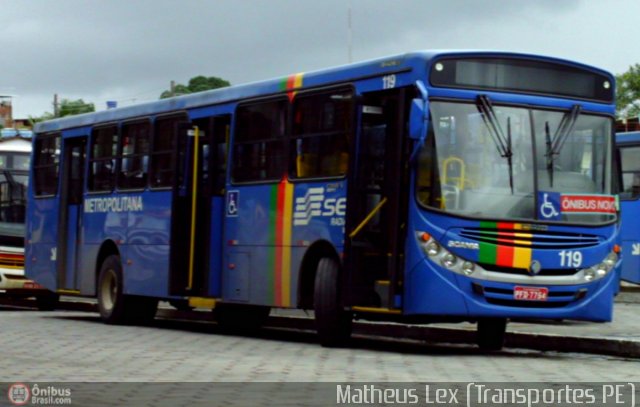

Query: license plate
(514, 286), (548, 301)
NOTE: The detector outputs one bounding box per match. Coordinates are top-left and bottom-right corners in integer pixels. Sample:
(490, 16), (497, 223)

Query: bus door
(345, 88), (410, 308)
(57, 136), (87, 291)
(169, 115), (229, 297)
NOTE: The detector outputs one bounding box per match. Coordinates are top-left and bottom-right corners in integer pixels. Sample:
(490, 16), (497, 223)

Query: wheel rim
(100, 269), (117, 312)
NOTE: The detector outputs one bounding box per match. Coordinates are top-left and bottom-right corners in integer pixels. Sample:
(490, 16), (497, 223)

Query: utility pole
(170, 80), (176, 97)
(53, 94), (59, 117)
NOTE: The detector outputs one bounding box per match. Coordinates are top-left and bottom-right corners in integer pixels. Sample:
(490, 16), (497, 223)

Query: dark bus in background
(0, 133), (57, 309)
(616, 123), (640, 284)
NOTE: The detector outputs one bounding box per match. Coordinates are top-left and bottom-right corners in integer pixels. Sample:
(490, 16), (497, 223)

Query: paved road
(0, 308), (637, 383)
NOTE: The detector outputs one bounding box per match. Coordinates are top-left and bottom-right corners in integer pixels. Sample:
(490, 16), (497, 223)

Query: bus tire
(35, 292), (59, 311)
(215, 304), (270, 333)
(97, 255), (127, 324)
(97, 255), (157, 325)
(477, 318), (507, 351)
(314, 257), (352, 347)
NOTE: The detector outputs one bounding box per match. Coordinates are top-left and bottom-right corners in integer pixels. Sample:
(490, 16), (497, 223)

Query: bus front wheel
(97, 255), (157, 324)
(476, 318), (507, 351)
(314, 257), (352, 347)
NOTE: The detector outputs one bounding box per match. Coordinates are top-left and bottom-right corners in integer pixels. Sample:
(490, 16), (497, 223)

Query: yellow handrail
(349, 197), (387, 239)
(187, 126), (200, 290)
(442, 156), (466, 189)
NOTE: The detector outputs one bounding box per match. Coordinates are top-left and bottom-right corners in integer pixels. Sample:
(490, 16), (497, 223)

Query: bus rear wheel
(314, 257), (352, 347)
(476, 318), (507, 351)
(97, 255), (157, 325)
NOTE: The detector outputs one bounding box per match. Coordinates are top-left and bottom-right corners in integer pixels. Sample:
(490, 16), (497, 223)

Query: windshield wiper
(476, 95), (514, 193)
(544, 104), (581, 187)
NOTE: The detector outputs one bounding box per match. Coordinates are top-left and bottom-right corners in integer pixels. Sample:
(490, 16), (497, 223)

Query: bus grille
(476, 263), (580, 276)
(460, 228), (600, 249)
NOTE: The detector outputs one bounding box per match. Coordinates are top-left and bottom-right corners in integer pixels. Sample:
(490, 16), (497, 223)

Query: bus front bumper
(0, 268), (48, 296)
(403, 259), (617, 322)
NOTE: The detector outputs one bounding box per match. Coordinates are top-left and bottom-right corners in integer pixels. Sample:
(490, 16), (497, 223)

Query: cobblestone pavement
(0, 308), (637, 384)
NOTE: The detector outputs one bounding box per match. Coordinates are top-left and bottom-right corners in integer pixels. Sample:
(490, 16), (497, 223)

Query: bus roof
(616, 131), (640, 144)
(34, 50), (614, 134)
(0, 137), (32, 153)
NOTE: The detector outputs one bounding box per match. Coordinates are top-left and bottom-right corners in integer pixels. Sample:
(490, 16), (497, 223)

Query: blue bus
(616, 130), (640, 283)
(26, 51), (620, 349)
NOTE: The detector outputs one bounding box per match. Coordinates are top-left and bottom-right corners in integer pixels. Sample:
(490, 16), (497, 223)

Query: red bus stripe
(274, 180), (287, 306)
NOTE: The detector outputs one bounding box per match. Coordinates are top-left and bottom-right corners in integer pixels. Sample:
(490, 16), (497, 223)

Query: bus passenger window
(620, 146), (640, 199)
(291, 89), (352, 179)
(33, 134), (61, 196)
(232, 100), (287, 183)
(150, 115), (186, 188)
(88, 125), (118, 192)
(118, 120), (151, 190)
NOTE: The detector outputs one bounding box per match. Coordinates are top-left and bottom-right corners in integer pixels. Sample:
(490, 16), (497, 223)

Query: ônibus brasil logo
(7, 383), (30, 406)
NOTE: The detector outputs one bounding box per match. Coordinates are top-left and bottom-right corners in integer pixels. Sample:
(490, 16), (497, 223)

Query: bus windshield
(417, 100), (614, 224)
(0, 152), (29, 238)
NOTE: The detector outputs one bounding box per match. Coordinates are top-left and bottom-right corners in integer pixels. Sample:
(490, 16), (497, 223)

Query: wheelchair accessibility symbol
(538, 192), (560, 220)
(227, 191), (239, 217)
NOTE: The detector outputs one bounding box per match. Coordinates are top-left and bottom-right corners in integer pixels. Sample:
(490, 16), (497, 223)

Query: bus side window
(33, 133), (61, 196)
(151, 115), (186, 188)
(213, 118), (230, 195)
(620, 146), (640, 199)
(88, 125), (118, 192)
(232, 100), (287, 183)
(291, 89), (352, 179)
(118, 120), (151, 190)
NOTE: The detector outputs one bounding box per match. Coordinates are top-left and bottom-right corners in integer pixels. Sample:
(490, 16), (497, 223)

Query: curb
(2, 298), (639, 358)
(264, 315), (640, 358)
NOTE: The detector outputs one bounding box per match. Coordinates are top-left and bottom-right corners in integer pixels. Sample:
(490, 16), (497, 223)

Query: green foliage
(29, 99), (94, 124)
(58, 98), (95, 117)
(28, 112), (55, 126)
(616, 64), (640, 119)
(160, 75), (230, 99)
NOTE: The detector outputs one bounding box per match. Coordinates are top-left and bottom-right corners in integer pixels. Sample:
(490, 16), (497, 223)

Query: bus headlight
(462, 261), (475, 276)
(426, 242), (440, 257)
(584, 268), (596, 282)
(581, 249), (618, 283)
(417, 232), (477, 276)
(603, 252), (617, 270)
(441, 253), (457, 268)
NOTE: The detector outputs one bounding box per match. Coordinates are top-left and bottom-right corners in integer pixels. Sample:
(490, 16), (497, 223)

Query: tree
(58, 98), (95, 117)
(28, 98), (94, 125)
(616, 64), (640, 119)
(160, 75), (230, 99)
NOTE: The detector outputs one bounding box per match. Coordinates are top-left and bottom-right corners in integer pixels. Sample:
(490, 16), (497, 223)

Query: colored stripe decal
(267, 186), (278, 304)
(281, 181), (294, 307)
(274, 182), (285, 305)
(271, 180), (294, 307)
(284, 73), (304, 101)
(477, 222), (533, 269)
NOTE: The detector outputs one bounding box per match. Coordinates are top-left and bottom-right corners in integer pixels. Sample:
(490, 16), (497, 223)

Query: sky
(1, 0), (639, 119)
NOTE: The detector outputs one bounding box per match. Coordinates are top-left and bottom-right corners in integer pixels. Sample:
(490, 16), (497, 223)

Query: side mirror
(409, 98), (428, 140)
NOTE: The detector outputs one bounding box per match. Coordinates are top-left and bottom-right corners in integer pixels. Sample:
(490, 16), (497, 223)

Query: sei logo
(293, 187), (346, 226)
